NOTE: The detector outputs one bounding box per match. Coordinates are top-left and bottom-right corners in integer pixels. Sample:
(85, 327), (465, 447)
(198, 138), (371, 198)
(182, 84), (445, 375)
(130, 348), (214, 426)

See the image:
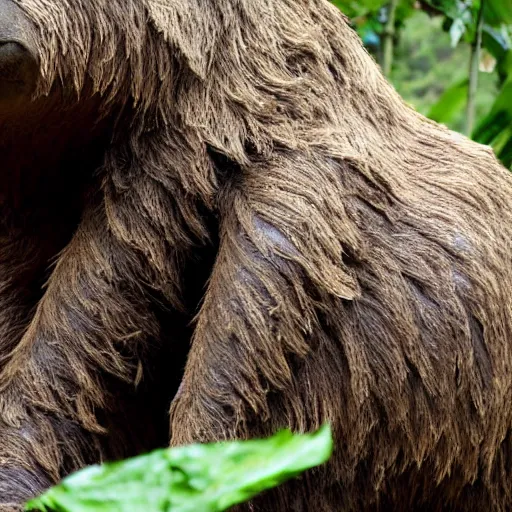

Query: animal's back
(165, 1), (512, 509)
(233, 114), (512, 511)
(95, 0), (512, 509)
(336, 123), (512, 510)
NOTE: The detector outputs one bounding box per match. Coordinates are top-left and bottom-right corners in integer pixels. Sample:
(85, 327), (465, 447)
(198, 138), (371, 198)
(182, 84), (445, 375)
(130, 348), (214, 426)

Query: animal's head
(1, 0), (399, 174)
(1, 0), (175, 119)
(0, 0), (38, 110)
(1, 0), (257, 116)
(1, 0), (366, 118)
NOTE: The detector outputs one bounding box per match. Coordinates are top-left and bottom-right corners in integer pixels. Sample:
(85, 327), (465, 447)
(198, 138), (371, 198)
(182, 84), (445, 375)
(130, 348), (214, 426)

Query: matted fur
(0, 0), (511, 510)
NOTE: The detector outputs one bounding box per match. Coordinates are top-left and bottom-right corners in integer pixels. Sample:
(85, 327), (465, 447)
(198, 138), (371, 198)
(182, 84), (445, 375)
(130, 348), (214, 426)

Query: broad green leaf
(499, 50), (512, 79)
(484, 0), (512, 26)
(330, 0), (387, 17)
(473, 80), (512, 137)
(26, 426), (333, 512)
(496, 131), (512, 168)
(481, 123), (512, 168)
(428, 78), (469, 123)
(473, 80), (512, 168)
(330, 0), (387, 19)
(490, 124), (512, 155)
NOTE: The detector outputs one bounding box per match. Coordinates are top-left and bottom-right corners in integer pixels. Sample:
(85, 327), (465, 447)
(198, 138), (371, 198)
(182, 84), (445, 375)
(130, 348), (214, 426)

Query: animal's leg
(0, 189), (186, 508)
(170, 154), (361, 444)
(0, 224), (50, 364)
(0, 205), (83, 360)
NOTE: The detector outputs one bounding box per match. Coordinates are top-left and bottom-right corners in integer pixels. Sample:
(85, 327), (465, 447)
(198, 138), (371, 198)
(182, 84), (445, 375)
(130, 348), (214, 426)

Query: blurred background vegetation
(330, 0), (512, 169)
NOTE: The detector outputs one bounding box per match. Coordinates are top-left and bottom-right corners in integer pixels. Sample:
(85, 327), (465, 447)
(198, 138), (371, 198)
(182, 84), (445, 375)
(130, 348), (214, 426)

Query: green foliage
(419, 0), (512, 162)
(473, 79), (512, 167)
(392, 11), (497, 130)
(330, 0), (512, 168)
(330, 0), (386, 19)
(422, 0), (512, 35)
(332, 0), (416, 49)
(427, 78), (469, 124)
(26, 426), (333, 512)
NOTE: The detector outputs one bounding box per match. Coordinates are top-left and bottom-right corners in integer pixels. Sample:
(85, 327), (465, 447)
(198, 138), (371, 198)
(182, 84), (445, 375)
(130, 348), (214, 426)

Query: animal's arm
(0, 212), (74, 363)
(0, 210), (118, 508)
(0, 235), (43, 364)
(0, 175), (193, 508)
(170, 153), (360, 444)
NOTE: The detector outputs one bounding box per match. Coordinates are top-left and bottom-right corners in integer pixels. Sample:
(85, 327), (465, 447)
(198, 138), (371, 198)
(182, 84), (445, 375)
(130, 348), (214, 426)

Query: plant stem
(381, 0), (400, 76)
(465, 0), (485, 137)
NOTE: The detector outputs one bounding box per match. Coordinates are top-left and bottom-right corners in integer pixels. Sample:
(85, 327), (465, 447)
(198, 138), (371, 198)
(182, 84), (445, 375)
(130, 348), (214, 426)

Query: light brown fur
(0, 0), (512, 510)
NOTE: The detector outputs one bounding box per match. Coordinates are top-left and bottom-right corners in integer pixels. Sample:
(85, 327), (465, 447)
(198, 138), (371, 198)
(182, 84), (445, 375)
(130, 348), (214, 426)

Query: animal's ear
(145, 0), (216, 78)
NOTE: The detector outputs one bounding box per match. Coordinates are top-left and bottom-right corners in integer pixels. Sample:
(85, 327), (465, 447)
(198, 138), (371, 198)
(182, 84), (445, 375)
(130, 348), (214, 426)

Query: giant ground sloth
(1, 0), (512, 510)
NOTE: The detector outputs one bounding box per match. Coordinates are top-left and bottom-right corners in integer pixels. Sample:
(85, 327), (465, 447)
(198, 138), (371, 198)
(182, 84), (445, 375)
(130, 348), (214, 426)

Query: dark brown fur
(1, 0), (512, 510)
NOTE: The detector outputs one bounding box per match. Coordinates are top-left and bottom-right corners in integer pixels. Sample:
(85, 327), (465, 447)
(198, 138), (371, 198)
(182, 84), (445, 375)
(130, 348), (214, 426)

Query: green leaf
(427, 78), (469, 123)
(496, 131), (512, 168)
(484, 0), (512, 26)
(499, 50), (512, 79)
(473, 80), (512, 136)
(330, 0), (388, 18)
(473, 80), (512, 168)
(422, 0), (471, 21)
(26, 426), (333, 512)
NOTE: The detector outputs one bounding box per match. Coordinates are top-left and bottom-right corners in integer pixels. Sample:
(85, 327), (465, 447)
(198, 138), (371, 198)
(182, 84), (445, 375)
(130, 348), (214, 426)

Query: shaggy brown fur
(1, 0), (512, 510)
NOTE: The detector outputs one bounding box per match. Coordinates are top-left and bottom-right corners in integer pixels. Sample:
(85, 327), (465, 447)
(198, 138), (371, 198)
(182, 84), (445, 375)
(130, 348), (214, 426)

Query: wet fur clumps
(0, 0), (512, 510)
